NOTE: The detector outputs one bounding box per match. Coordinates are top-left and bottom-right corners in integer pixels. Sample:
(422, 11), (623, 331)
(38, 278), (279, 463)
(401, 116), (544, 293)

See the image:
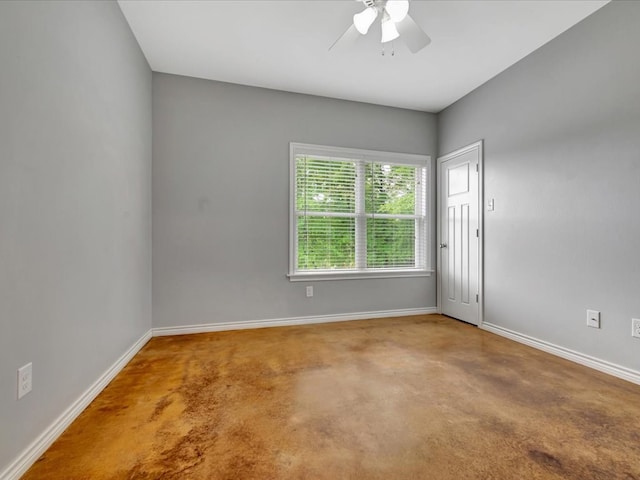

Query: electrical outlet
(17, 363), (32, 400)
(306, 286), (313, 298)
(632, 319), (640, 339)
(586, 310), (600, 329)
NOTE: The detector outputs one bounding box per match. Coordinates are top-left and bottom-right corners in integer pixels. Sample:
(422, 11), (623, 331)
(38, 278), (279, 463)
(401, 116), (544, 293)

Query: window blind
(296, 156), (357, 270)
(294, 152), (427, 274)
(364, 163), (426, 269)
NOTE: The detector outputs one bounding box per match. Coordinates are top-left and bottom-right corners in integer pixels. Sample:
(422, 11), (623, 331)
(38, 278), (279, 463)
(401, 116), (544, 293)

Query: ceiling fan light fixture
(384, 0), (409, 23)
(353, 7), (378, 35)
(381, 18), (400, 43)
(331, 0), (429, 54)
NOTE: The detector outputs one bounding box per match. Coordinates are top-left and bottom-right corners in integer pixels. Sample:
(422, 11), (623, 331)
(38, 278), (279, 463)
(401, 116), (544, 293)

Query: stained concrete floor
(23, 315), (640, 479)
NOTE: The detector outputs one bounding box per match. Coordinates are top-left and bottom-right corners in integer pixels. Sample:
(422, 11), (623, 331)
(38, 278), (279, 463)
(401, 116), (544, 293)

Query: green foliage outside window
(365, 164), (416, 268)
(297, 216), (356, 270)
(296, 157), (421, 271)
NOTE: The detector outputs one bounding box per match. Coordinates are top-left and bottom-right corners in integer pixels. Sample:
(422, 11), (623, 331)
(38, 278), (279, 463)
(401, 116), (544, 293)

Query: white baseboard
(4, 314), (638, 479)
(481, 322), (640, 386)
(152, 307), (438, 336)
(1, 308), (436, 479)
(0, 330), (152, 480)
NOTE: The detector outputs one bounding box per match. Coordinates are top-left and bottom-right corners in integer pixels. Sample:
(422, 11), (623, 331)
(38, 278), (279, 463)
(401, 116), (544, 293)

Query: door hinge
(476, 229), (479, 238)
(475, 163), (479, 173)
(476, 294), (479, 303)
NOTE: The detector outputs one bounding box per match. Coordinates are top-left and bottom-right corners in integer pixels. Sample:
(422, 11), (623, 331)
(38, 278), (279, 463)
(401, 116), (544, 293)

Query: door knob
(439, 243), (448, 248)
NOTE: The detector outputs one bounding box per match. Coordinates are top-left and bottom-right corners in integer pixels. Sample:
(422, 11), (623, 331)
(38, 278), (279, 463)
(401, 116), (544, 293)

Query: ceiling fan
(330, 0), (431, 54)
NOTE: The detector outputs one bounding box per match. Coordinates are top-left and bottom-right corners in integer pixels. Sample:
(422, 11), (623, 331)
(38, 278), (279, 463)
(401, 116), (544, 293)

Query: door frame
(436, 140), (484, 326)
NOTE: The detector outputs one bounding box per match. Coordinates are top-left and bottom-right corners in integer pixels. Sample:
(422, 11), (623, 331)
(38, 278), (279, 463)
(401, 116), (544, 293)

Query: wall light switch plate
(487, 198), (495, 211)
(586, 310), (600, 329)
(306, 286), (313, 298)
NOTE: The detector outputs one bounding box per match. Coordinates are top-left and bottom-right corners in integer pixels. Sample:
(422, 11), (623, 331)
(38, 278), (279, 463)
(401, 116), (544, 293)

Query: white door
(438, 142), (482, 325)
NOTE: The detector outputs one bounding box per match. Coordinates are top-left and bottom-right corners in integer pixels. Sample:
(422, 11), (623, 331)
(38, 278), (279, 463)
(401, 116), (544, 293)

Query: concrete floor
(23, 315), (640, 479)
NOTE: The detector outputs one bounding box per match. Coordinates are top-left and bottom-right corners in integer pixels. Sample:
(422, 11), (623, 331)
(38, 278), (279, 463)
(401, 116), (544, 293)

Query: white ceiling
(118, 0), (608, 112)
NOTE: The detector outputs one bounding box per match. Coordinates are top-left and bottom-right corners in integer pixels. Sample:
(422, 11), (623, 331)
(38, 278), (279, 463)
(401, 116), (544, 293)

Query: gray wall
(0, 0), (152, 472)
(438, 0), (640, 372)
(153, 73), (437, 328)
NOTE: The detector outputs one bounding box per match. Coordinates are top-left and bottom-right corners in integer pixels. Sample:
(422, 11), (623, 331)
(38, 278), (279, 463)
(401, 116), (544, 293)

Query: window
(289, 143), (431, 280)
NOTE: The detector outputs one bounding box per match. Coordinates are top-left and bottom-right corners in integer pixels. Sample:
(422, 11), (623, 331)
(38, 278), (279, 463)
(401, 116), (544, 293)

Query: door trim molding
(436, 140), (484, 326)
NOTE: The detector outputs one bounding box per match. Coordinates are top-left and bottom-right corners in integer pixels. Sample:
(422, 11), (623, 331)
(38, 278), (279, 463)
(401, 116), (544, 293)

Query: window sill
(288, 270), (434, 282)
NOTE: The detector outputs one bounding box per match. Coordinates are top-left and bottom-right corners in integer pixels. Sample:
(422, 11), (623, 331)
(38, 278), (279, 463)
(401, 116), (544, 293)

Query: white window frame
(288, 142), (433, 281)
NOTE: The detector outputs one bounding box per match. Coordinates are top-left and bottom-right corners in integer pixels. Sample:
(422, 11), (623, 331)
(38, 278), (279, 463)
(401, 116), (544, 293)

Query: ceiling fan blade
(328, 24), (360, 51)
(396, 14), (431, 53)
